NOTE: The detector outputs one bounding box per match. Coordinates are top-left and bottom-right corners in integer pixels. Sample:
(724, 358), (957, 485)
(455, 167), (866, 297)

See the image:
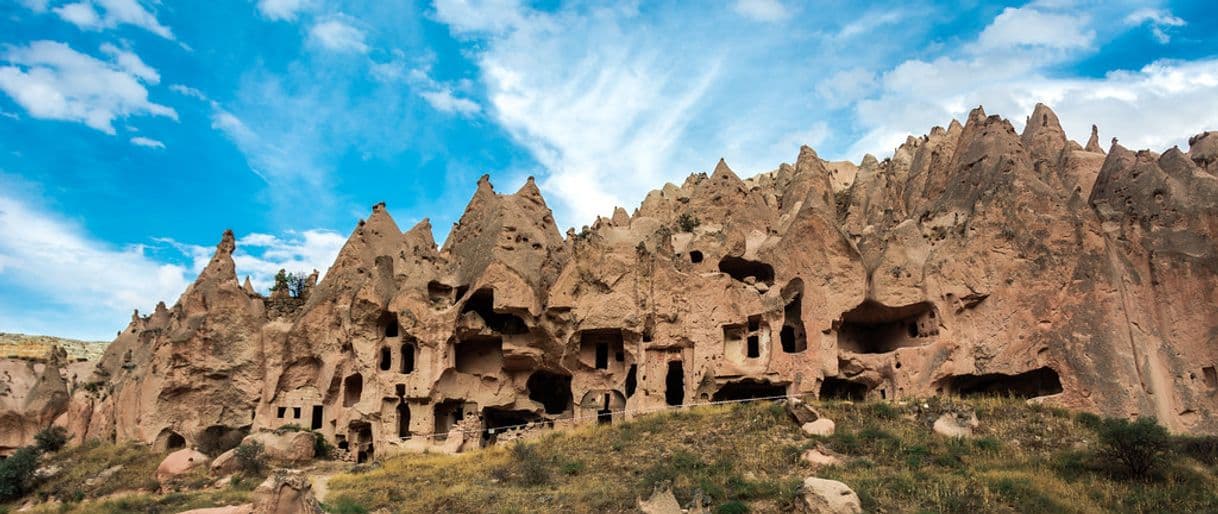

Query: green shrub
(1174, 435), (1218, 466)
(0, 446), (40, 501)
(324, 497), (369, 514)
(1098, 417), (1170, 478)
(1075, 411), (1103, 430)
(509, 441), (549, 486)
(715, 500), (749, 514)
(560, 459), (585, 476)
(235, 441), (266, 475)
(34, 426), (68, 453)
(313, 431), (334, 459)
(676, 213), (700, 232)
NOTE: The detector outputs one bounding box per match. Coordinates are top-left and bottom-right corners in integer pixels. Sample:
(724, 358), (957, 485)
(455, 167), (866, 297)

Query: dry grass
(325, 397), (1218, 514)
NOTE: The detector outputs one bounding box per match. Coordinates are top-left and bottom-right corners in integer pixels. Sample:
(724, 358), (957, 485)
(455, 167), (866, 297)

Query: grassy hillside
(326, 398), (1218, 514)
(4, 397), (1217, 513)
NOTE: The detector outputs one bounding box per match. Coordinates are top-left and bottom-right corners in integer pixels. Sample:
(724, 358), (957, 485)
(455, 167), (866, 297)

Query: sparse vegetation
(34, 427), (68, 453)
(676, 213), (701, 232)
(235, 440), (267, 475)
(323, 398), (1218, 513)
(270, 269), (309, 298)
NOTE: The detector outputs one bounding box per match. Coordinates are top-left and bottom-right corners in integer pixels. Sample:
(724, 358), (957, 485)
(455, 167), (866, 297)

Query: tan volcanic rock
(9, 103), (1214, 466)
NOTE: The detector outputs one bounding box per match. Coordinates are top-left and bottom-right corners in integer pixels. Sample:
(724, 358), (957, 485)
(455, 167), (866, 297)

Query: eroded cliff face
(14, 104), (1217, 459)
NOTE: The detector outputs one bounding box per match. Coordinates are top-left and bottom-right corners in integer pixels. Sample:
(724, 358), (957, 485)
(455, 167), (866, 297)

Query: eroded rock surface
(6, 104), (1218, 462)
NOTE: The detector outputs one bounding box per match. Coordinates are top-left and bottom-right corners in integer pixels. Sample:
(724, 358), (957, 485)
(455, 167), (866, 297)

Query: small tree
(676, 213), (700, 233)
(0, 446), (40, 501)
(34, 426), (68, 453)
(287, 273), (308, 298)
(1098, 417), (1170, 478)
(235, 440), (266, 475)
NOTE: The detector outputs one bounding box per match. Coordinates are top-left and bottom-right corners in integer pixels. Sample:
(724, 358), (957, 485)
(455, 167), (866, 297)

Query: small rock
(800, 446), (844, 468)
(796, 477), (862, 514)
(802, 418), (836, 437)
(84, 464), (123, 487)
(156, 448), (210, 489)
(252, 469), (323, 514)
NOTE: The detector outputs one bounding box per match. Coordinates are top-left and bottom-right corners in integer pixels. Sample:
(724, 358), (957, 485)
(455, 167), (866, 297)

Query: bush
(313, 431), (335, 459)
(509, 441), (549, 486)
(1075, 411), (1103, 430)
(676, 213), (700, 232)
(1097, 417), (1170, 478)
(275, 423), (304, 434)
(34, 426), (68, 453)
(324, 497), (369, 514)
(0, 446), (40, 501)
(715, 500), (749, 514)
(1173, 435), (1218, 466)
(235, 441), (266, 475)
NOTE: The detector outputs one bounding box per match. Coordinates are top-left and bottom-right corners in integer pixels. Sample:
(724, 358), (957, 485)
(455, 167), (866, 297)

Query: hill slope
(325, 398), (1218, 513)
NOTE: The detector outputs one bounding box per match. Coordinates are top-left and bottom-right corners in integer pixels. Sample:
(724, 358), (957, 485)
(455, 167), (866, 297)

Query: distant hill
(0, 332), (109, 362)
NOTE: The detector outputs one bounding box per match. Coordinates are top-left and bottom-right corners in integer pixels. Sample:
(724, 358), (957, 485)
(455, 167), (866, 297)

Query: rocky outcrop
(13, 103), (1214, 464)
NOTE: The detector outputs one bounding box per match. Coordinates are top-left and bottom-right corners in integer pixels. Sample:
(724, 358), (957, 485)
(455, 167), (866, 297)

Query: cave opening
(166, 432), (185, 451)
(433, 400), (466, 440)
(836, 301), (938, 354)
(311, 405), (323, 430)
(343, 373), (363, 407)
(527, 370), (573, 415)
(781, 280), (808, 353)
(379, 347), (392, 371)
(665, 361), (685, 406)
(455, 337), (503, 374)
(482, 408), (542, 444)
(942, 367), (1063, 398)
(349, 421), (373, 463)
(427, 280), (453, 305)
(711, 379), (787, 402)
(819, 377), (869, 401)
(597, 393), (613, 424)
(582, 329), (624, 370)
(461, 288), (528, 334)
(625, 364), (638, 397)
(689, 250), (703, 264)
(380, 312), (399, 338)
(718, 256), (775, 284)
(400, 341), (415, 374)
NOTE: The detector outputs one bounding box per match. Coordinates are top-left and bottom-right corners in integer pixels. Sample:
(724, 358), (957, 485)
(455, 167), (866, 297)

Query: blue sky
(0, 0), (1216, 340)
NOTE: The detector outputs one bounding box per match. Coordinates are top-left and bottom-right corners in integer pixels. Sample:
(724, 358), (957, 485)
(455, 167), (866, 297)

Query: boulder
(155, 448), (209, 488)
(637, 486), (682, 514)
(785, 398), (820, 425)
(211, 447), (240, 476)
(933, 412), (979, 438)
(796, 477), (862, 514)
(802, 418), (836, 437)
(251, 469), (323, 514)
(244, 431), (316, 463)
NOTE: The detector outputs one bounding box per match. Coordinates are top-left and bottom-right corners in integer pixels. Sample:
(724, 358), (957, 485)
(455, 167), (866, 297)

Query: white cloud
(309, 18), (369, 54)
(52, 0), (174, 40)
(1125, 8), (1185, 44)
(0, 187), (193, 338)
(432, 0), (529, 34)
(169, 84), (207, 100)
(0, 181), (347, 339)
(130, 135), (164, 148)
(99, 42), (159, 83)
(975, 7), (1094, 50)
(257, 0), (314, 21)
(733, 0), (787, 23)
(419, 88), (480, 115)
(816, 68), (878, 107)
(0, 40), (176, 135)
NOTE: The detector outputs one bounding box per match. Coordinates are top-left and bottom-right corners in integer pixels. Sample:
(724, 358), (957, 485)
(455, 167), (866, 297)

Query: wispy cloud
(733, 0), (787, 23)
(256, 0), (316, 21)
(51, 0), (174, 40)
(309, 18), (369, 54)
(130, 135), (164, 148)
(0, 40), (176, 135)
(1124, 8), (1185, 44)
(419, 89), (480, 115)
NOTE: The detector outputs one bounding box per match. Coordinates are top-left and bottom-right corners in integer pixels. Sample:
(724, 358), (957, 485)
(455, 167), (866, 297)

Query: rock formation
(5, 104), (1218, 461)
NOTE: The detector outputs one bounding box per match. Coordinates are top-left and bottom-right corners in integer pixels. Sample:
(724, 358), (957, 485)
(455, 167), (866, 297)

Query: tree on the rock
(270, 269), (309, 299)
